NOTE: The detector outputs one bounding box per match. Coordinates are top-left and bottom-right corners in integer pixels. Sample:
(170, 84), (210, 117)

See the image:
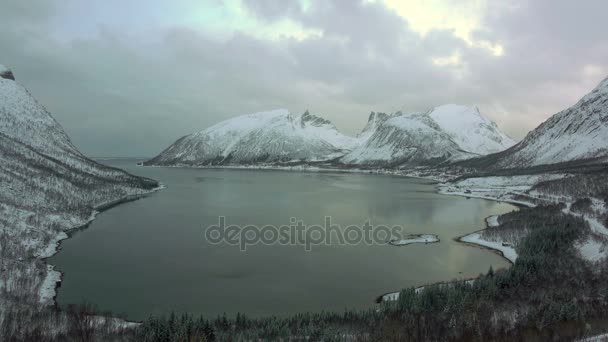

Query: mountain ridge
(144, 109), (356, 166)
(146, 104), (515, 168)
(339, 104), (515, 168)
(457, 76), (608, 170)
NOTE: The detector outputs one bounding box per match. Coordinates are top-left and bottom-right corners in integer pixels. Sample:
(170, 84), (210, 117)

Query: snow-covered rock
(0, 64), (14, 80)
(340, 105), (514, 167)
(463, 76), (608, 169)
(144, 109), (357, 166)
(357, 111), (390, 142)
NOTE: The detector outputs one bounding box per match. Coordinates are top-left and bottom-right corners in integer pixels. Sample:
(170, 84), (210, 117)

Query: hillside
(340, 105), (515, 168)
(457, 76), (608, 171)
(0, 64), (159, 337)
(144, 110), (356, 166)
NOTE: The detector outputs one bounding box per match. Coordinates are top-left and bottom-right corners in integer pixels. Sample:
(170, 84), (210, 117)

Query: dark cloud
(0, 0), (606, 157)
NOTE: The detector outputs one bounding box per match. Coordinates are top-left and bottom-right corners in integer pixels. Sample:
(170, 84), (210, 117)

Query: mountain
(144, 109), (357, 166)
(0, 64), (158, 306)
(357, 111), (390, 142)
(339, 105), (515, 168)
(459, 77), (608, 170)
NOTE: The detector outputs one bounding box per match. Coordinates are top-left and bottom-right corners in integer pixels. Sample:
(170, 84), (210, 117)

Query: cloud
(0, 0), (606, 157)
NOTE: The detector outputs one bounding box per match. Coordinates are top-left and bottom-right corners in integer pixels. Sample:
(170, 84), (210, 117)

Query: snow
(460, 232), (518, 263)
(389, 234), (439, 246)
(486, 215), (500, 227)
(39, 265), (61, 304)
(428, 104), (515, 155)
(575, 238), (607, 263)
(442, 174), (608, 265)
(0, 64), (8, 74)
(381, 285), (427, 302)
(341, 105), (514, 167)
(146, 109), (356, 166)
(577, 332), (608, 342)
(148, 104), (515, 169)
(381, 279), (476, 302)
(36, 231), (69, 258)
(484, 77), (608, 168)
(0, 71), (162, 330)
(438, 174), (568, 207)
(357, 112), (388, 142)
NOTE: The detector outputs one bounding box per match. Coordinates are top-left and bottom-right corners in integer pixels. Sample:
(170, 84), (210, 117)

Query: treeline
(131, 205), (608, 341)
(532, 171), (608, 201)
(480, 204), (588, 250)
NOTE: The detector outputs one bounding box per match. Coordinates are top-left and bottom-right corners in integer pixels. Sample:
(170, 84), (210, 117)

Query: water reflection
(50, 160), (515, 320)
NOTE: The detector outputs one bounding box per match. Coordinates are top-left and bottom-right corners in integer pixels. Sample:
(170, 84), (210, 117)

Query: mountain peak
(367, 111), (389, 123)
(298, 110), (332, 127)
(462, 76), (608, 169)
(147, 109), (353, 166)
(358, 111), (389, 139)
(0, 64), (15, 81)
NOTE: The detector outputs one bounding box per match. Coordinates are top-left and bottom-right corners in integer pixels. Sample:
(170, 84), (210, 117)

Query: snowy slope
(428, 105), (515, 155)
(340, 105), (514, 167)
(144, 110), (357, 166)
(463, 76), (608, 169)
(357, 111), (390, 142)
(0, 64), (158, 307)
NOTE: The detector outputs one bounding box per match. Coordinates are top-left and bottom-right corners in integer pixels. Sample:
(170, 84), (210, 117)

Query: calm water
(50, 159), (515, 320)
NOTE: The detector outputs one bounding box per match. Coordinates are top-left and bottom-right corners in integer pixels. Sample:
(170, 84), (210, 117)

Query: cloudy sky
(1, 0), (607, 157)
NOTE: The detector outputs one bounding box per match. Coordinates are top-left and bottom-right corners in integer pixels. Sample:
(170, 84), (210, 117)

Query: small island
(388, 234), (439, 246)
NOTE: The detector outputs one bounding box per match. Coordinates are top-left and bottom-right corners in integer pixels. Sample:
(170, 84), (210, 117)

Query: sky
(1, 0), (607, 157)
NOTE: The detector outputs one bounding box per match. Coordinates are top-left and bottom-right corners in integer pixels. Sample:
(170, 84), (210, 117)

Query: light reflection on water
(50, 160), (515, 320)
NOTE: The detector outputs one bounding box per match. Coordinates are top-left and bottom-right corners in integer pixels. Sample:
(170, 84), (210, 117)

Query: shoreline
(379, 199), (520, 303)
(453, 231), (516, 265)
(43, 163), (532, 317)
(140, 163), (452, 183)
(42, 183), (166, 310)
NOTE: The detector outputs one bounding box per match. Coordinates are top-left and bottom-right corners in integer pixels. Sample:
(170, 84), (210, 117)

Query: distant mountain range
(144, 105), (516, 168)
(146, 77), (608, 171)
(339, 105), (515, 167)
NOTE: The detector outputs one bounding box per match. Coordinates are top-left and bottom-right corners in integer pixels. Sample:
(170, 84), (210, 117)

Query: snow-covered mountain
(357, 111), (390, 142)
(340, 105), (515, 167)
(144, 109), (357, 166)
(461, 76), (608, 170)
(0, 65), (158, 307)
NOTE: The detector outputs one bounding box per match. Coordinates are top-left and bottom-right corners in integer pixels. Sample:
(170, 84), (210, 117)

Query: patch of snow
(36, 231), (69, 258)
(486, 215), (500, 228)
(39, 265), (61, 304)
(575, 238), (608, 263)
(460, 232), (518, 263)
(576, 332), (608, 342)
